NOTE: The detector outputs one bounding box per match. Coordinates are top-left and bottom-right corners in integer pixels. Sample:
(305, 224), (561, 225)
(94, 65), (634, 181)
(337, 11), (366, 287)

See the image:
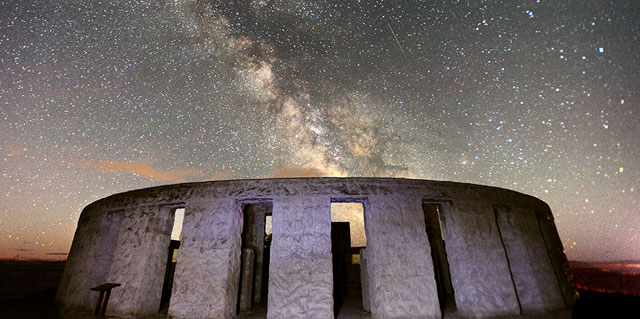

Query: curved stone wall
(56, 177), (576, 319)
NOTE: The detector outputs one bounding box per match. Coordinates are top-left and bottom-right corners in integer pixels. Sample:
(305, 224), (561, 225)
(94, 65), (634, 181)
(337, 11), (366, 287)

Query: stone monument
(57, 177), (576, 318)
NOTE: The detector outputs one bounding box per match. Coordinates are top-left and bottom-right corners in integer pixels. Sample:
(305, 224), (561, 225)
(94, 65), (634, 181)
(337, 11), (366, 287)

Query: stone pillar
(239, 249), (255, 312)
(495, 207), (565, 313)
(360, 248), (371, 312)
(57, 206), (123, 313)
(442, 201), (520, 317)
(536, 212), (577, 307)
(104, 205), (174, 317)
(267, 196), (333, 319)
(365, 196), (441, 319)
(168, 199), (242, 319)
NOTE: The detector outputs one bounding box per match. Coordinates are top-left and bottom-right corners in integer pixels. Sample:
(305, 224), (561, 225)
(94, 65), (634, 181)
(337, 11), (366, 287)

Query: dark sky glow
(1, 1), (638, 261)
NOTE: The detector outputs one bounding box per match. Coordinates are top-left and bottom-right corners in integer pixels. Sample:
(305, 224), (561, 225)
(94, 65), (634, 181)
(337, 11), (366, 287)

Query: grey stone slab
(168, 199), (242, 319)
(103, 205), (173, 317)
(496, 207), (565, 314)
(360, 248), (371, 312)
(366, 196), (441, 319)
(268, 196), (333, 319)
(239, 249), (255, 312)
(443, 201), (520, 318)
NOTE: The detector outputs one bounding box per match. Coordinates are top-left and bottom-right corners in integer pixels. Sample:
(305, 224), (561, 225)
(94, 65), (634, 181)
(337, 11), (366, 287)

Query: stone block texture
(443, 201), (520, 317)
(168, 199), (242, 319)
(239, 248), (255, 312)
(360, 248), (371, 312)
(57, 177), (575, 319)
(268, 196), (333, 319)
(495, 207), (565, 314)
(366, 196), (441, 319)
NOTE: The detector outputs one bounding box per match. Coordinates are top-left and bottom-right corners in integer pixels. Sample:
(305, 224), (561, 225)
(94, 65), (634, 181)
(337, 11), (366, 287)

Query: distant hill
(0, 260), (66, 301)
(570, 260), (640, 296)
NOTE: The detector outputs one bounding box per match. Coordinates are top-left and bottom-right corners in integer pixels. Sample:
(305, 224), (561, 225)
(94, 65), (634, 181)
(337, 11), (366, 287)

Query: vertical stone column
(360, 248), (371, 312)
(169, 199), (242, 319)
(267, 196), (333, 319)
(105, 205), (174, 317)
(536, 212), (577, 307)
(57, 206), (124, 312)
(365, 196), (441, 319)
(239, 249), (255, 312)
(442, 201), (520, 317)
(495, 207), (565, 313)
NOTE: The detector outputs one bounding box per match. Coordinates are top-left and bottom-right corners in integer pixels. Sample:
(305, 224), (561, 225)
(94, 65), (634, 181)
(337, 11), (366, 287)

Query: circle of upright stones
(57, 177), (575, 318)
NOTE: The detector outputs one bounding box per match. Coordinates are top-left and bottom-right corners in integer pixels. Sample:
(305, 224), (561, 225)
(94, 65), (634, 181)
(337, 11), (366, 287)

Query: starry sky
(1, 1), (638, 262)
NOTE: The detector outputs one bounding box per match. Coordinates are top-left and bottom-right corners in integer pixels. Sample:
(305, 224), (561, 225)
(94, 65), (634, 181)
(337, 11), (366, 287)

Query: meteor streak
(387, 21), (407, 57)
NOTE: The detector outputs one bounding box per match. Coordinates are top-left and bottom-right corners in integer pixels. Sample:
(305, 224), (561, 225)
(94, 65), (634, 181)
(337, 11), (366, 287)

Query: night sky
(1, 1), (638, 261)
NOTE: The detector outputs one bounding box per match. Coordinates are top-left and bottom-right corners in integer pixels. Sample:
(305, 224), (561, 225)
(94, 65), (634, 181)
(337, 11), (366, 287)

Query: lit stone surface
(496, 207), (565, 313)
(168, 199), (242, 319)
(56, 207), (104, 312)
(366, 196), (441, 319)
(443, 201), (521, 317)
(537, 215), (577, 306)
(57, 178), (575, 319)
(268, 196), (333, 319)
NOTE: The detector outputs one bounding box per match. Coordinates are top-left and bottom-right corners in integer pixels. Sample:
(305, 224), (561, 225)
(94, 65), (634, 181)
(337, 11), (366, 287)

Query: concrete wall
(58, 178), (573, 319)
(105, 205), (174, 317)
(536, 212), (577, 306)
(366, 196), (441, 319)
(168, 199), (242, 319)
(494, 207), (564, 314)
(441, 201), (521, 317)
(360, 247), (371, 312)
(56, 207), (123, 312)
(268, 196), (333, 319)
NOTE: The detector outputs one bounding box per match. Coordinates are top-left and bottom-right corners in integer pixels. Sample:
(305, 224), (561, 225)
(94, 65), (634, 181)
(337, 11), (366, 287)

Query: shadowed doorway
(237, 202), (272, 316)
(331, 202), (368, 318)
(159, 207), (185, 313)
(422, 203), (456, 315)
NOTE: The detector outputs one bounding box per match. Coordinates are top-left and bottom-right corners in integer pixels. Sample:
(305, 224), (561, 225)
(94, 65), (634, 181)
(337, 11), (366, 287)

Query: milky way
(1, 1), (638, 261)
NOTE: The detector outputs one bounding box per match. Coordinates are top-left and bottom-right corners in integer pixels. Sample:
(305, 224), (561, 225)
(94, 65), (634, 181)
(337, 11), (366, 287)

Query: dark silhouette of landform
(570, 260), (640, 318)
(570, 260), (640, 296)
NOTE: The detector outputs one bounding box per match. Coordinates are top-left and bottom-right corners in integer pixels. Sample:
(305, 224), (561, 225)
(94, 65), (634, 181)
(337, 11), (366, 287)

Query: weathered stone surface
(495, 207), (565, 313)
(57, 207), (123, 312)
(536, 212), (577, 306)
(57, 178), (574, 319)
(239, 249), (255, 312)
(443, 201), (520, 317)
(366, 196), (441, 319)
(360, 248), (371, 312)
(168, 199), (242, 319)
(268, 196), (333, 319)
(103, 205), (174, 317)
